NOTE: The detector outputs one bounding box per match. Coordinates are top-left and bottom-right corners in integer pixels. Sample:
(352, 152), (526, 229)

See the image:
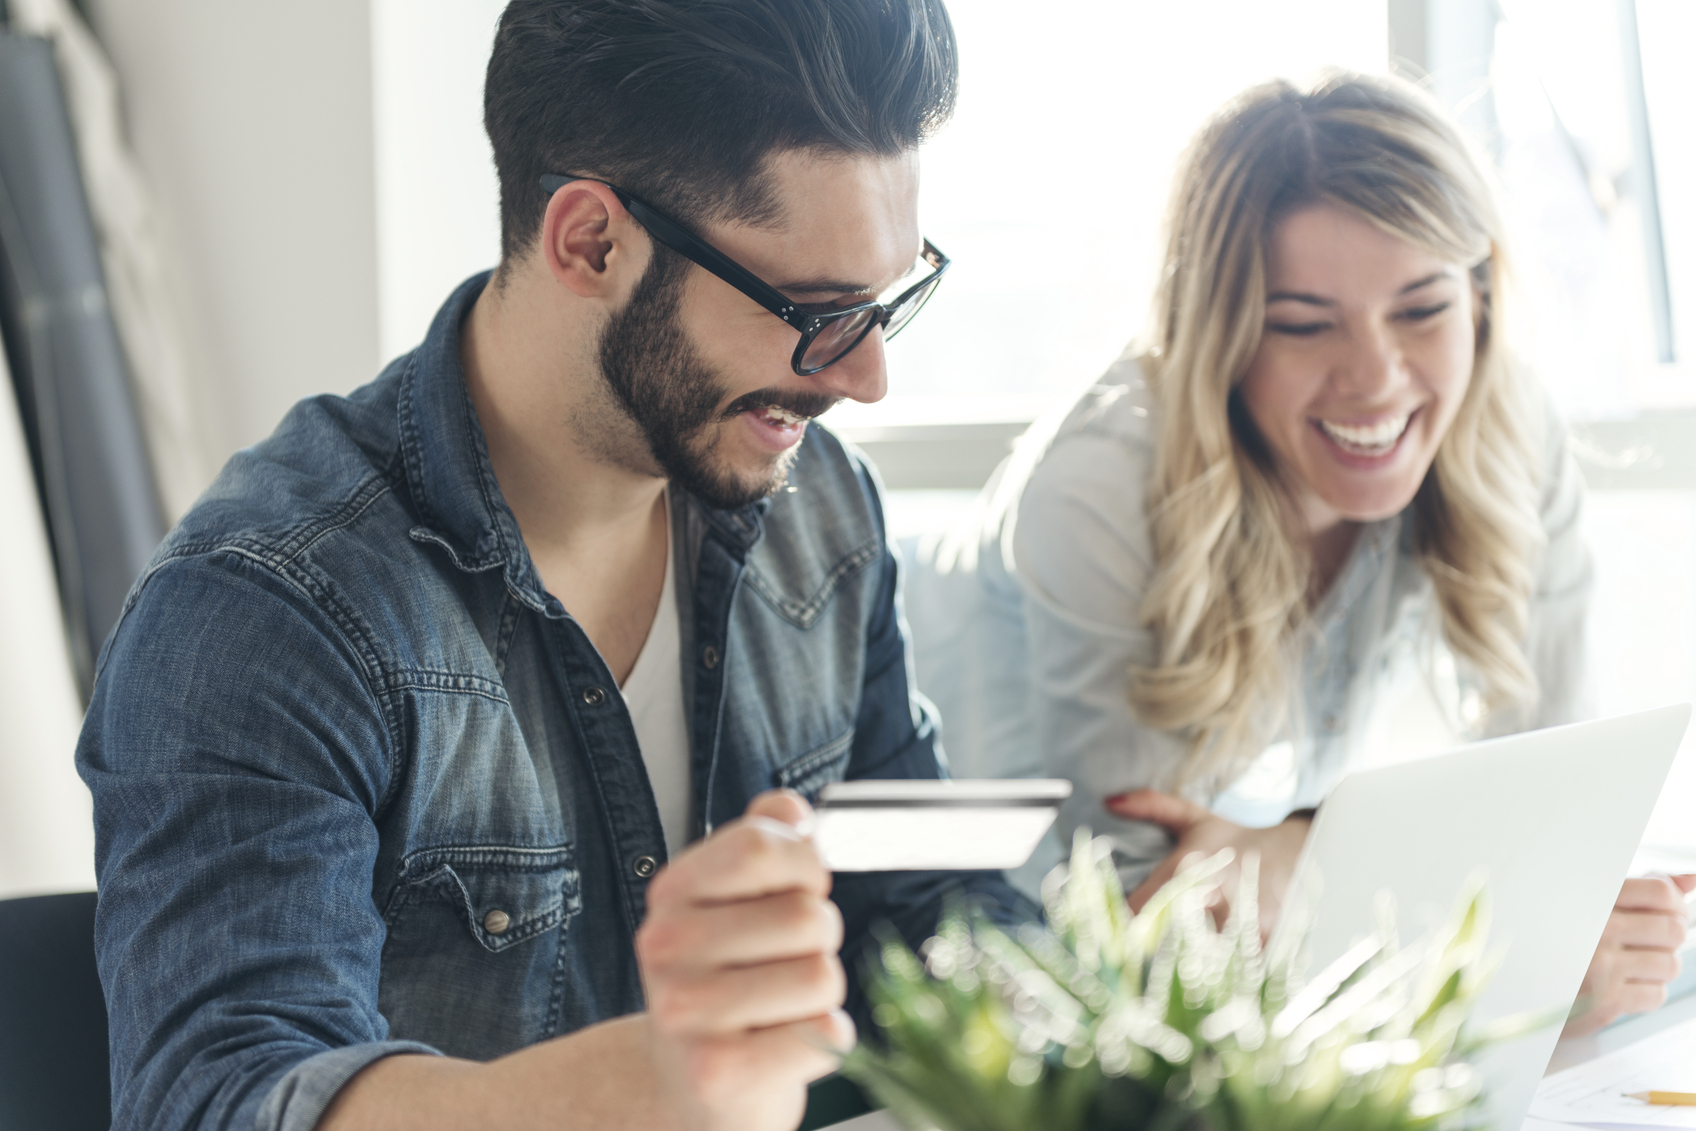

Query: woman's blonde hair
(1131, 72), (1545, 788)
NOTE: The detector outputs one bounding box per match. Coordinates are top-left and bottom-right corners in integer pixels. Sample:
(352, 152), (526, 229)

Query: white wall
(84, 0), (515, 453)
(0, 0), (388, 899)
(371, 0), (508, 363)
(85, 0), (382, 470)
(0, 353), (93, 900)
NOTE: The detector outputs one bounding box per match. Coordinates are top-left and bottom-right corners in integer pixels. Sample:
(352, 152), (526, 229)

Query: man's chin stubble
(672, 420), (803, 510)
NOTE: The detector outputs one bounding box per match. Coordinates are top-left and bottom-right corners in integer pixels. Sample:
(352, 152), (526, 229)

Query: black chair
(0, 891), (110, 1131)
(799, 1072), (875, 1130)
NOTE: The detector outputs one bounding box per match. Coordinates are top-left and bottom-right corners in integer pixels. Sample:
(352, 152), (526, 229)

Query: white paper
(1530, 1016), (1696, 1127)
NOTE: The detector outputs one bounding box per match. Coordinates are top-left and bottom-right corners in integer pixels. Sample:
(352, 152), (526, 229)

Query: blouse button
(582, 686), (607, 707)
(483, 909), (511, 935)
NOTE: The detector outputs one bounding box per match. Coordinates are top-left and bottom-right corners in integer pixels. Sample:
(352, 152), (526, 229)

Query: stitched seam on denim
(266, 473), (395, 564)
(742, 536), (880, 628)
(214, 546), (411, 814)
(494, 590), (522, 679)
(407, 526), (507, 574)
(544, 908), (574, 1034)
(159, 477), (394, 583)
(396, 352), (441, 533)
(383, 669), (510, 704)
(292, 562), (409, 811)
(401, 845), (576, 871)
(381, 442), (409, 499)
(460, 369), (520, 570)
(116, 548), (405, 818)
(774, 728), (855, 787)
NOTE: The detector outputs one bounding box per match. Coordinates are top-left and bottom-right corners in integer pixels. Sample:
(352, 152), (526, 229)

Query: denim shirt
(78, 273), (1028, 1131)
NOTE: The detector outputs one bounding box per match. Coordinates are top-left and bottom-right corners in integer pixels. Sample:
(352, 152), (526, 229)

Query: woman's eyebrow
(1265, 290), (1334, 306)
(1266, 270), (1457, 307)
(1397, 271), (1454, 294)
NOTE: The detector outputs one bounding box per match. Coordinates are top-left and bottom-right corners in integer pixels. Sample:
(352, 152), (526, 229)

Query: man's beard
(597, 247), (836, 511)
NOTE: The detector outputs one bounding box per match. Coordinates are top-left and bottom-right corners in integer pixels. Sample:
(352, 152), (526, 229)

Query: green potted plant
(846, 832), (1533, 1131)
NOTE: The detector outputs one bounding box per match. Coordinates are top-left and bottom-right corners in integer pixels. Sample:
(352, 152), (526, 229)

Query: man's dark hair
(484, 0), (958, 265)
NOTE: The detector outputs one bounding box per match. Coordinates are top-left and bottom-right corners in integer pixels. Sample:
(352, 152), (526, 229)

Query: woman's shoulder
(1021, 354), (1160, 514)
(1002, 354), (1163, 607)
(924, 352), (1162, 593)
(1049, 353), (1163, 452)
(1010, 353), (1162, 506)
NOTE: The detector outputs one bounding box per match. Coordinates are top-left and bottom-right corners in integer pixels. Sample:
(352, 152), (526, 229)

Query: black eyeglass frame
(540, 173), (949, 375)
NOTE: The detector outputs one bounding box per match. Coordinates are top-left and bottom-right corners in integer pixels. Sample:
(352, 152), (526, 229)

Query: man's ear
(539, 180), (646, 299)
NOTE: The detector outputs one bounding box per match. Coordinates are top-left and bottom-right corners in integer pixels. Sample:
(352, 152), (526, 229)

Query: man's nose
(811, 327), (889, 405)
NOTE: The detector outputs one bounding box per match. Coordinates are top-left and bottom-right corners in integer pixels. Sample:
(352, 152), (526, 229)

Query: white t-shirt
(619, 495), (692, 857)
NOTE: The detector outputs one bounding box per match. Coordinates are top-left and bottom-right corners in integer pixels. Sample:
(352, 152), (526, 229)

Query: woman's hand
(1563, 873), (1696, 1038)
(1105, 789), (1312, 937)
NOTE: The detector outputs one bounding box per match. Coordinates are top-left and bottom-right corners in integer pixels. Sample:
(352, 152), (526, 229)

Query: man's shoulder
(135, 361), (439, 645)
(163, 365), (411, 571)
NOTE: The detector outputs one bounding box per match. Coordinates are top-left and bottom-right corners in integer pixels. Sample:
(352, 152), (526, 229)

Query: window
(836, 0), (1389, 433)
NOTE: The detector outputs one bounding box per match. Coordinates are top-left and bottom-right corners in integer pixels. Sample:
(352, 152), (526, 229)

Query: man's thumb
(746, 788), (816, 835)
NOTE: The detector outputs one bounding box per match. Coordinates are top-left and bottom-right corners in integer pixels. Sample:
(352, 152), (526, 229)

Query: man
(77, 2), (1027, 1128)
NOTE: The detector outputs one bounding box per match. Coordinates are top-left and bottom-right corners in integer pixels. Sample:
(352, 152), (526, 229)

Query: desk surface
(1523, 992), (1696, 1130)
(819, 994), (1696, 1131)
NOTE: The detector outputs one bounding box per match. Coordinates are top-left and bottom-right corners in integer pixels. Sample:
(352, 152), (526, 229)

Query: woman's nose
(1334, 320), (1403, 397)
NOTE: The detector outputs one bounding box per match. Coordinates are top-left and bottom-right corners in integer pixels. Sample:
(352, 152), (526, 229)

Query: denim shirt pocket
(384, 844), (582, 951)
(378, 845), (582, 1057)
(772, 728), (855, 801)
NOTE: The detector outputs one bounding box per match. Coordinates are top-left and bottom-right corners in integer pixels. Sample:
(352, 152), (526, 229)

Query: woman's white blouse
(902, 355), (1594, 895)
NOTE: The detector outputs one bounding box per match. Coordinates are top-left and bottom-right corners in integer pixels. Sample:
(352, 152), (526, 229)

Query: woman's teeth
(1318, 413), (1410, 456)
(760, 405), (808, 427)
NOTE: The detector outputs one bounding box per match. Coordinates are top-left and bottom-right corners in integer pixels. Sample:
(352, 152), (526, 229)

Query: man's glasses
(540, 174), (949, 375)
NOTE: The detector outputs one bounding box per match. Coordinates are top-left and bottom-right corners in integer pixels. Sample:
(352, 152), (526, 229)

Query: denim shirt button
(632, 854), (658, 879)
(483, 909), (511, 935)
(582, 686), (607, 707)
(702, 645), (719, 670)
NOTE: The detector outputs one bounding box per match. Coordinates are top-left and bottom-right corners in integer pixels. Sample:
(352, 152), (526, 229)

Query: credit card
(813, 779), (1072, 872)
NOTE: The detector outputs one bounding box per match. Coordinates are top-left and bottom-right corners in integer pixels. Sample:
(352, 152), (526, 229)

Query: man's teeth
(762, 405), (808, 426)
(1319, 414), (1410, 454)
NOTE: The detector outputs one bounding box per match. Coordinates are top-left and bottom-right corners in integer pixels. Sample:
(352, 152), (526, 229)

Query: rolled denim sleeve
(78, 551), (440, 1131)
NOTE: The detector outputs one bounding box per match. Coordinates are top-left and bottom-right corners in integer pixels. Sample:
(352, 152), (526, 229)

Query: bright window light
(842, 0), (1389, 428)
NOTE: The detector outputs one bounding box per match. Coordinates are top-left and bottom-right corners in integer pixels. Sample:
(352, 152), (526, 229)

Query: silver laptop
(1280, 704), (1691, 1131)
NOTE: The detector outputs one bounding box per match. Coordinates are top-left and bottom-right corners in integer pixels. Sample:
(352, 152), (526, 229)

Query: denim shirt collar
(395, 271), (772, 610)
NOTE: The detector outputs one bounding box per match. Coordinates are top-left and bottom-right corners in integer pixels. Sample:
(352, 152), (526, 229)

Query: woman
(906, 72), (1690, 1036)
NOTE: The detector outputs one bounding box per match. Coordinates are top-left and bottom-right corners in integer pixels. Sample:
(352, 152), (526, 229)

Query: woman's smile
(1314, 409), (1415, 457)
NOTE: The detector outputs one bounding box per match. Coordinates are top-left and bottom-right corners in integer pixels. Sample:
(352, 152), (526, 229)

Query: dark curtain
(0, 31), (167, 700)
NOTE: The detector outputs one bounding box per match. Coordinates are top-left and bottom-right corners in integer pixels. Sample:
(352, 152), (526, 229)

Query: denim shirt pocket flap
(388, 845), (582, 954)
(743, 536), (881, 629)
(772, 729), (855, 800)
